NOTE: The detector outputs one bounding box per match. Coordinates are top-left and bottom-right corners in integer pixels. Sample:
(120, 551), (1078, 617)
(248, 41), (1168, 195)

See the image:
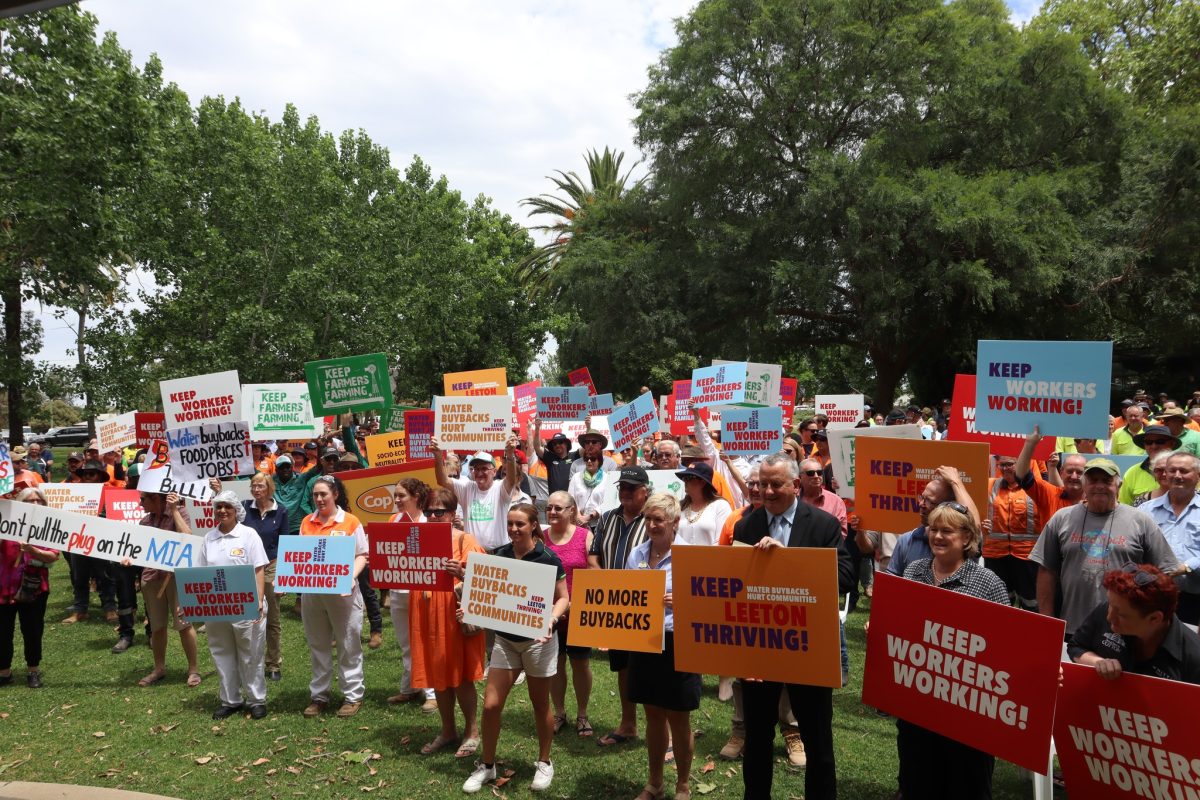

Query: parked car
(31, 423), (91, 448)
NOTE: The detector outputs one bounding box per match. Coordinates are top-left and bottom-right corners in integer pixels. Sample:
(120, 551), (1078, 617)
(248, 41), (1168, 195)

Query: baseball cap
(275, 454), (293, 466)
(321, 447), (340, 460)
(616, 466), (649, 486)
(468, 451), (495, 466)
(67, 451), (84, 462)
(304, 441), (319, 450)
(1083, 458), (1120, 477)
(79, 459), (108, 475)
(547, 433), (571, 446)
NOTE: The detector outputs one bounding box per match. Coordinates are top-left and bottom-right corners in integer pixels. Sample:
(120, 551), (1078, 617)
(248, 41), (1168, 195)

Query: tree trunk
(2, 277), (24, 445)
(869, 345), (907, 413)
(76, 304), (95, 439)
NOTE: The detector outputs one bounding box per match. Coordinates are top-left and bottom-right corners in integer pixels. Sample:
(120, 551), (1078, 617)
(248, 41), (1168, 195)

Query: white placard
(138, 463), (215, 502)
(460, 552), (557, 639)
(815, 394), (865, 430)
(827, 424), (923, 500)
(243, 383), (324, 440)
(160, 370), (242, 430)
(96, 412), (138, 452)
(597, 469), (687, 512)
(434, 395), (510, 451)
(165, 421), (253, 482)
(714, 359), (782, 408)
(40, 483), (104, 516)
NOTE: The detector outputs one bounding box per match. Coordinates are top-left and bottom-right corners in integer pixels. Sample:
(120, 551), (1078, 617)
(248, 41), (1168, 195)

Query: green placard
(304, 353), (394, 415)
(381, 405), (421, 432)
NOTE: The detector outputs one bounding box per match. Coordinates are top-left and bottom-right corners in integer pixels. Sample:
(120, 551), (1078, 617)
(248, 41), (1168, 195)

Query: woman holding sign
(625, 492), (699, 800)
(0, 487), (60, 688)
(543, 491), (595, 737)
(897, 502), (1009, 799)
(461, 504), (569, 794)
(385, 477), (436, 713)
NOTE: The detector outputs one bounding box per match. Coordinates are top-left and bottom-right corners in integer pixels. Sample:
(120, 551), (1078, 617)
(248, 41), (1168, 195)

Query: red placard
(102, 487), (143, 522)
(1054, 662), (1200, 799)
(366, 522), (454, 591)
(135, 412), (166, 450)
(863, 572), (1065, 772)
(779, 377), (798, 428)
(665, 380), (707, 436)
(403, 409), (435, 462)
(947, 374), (1054, 459)
(512, 380), (541, 432)
(567, 367), (597, 396)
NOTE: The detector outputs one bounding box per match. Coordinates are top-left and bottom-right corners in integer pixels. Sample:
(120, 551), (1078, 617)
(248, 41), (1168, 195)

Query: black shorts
(608, 648), (630, 672)
(556, 618), (591, 659)
(627, 632), (701, 712)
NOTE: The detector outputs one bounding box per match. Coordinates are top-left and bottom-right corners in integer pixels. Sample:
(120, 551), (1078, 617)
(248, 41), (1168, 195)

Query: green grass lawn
(0, 559), (1053, 800)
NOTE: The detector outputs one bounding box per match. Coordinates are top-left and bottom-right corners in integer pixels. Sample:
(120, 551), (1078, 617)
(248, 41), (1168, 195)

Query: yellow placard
(338, 460), (438, 524)
(567, 569), (666, 653)
(443, 368), (507, 396)
(853, 437), (990, 532)
(364, 431), (407, 468)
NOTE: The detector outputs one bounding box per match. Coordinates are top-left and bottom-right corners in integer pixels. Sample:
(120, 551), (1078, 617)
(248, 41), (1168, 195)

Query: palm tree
(519, 147), (643, 297)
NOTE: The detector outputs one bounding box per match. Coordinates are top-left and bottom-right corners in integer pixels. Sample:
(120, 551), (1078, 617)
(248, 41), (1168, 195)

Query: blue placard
(535, 386), (591, 422)
(690, 362), (748, 408)
(176, 565), (259, 622)
(275, 535), (356, 594)
(607, 391), (661, 452)
(974, 341), (1112, 439)
(1075, 452), (1144, 477)
(720, 407), (784, 457)
(589, 393), (615, 417)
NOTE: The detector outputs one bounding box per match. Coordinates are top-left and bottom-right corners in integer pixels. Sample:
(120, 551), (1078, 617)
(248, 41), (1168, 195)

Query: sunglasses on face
(546, 505), (567, 512)
(1143, 439), (1172, 447)
(803, 470), (823, 477)
(424, 508), (450, 517)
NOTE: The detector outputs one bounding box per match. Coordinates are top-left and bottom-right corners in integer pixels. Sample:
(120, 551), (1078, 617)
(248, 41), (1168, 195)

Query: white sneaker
(531, 760), (554, 792)
(462, 762), (497, 793)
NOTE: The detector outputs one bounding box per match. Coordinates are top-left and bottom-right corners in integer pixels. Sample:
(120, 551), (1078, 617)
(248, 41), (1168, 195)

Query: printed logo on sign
(359, 486), (394, 512)
(405, 528), (421, 554)
(213, 569), (227, 592)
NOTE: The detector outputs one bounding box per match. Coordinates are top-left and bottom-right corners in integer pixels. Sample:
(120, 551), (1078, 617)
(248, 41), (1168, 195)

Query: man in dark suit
(733, 452), (854, 800)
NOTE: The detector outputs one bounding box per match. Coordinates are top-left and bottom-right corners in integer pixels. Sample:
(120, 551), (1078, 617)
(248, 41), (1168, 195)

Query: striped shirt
(588, 507), (647, 570)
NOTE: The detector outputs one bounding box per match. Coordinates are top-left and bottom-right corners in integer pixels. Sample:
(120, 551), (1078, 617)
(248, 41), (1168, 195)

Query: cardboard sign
(863, 572), (1065, 772)
(827, 424), (924, 501)
(779, 378), (798, 428)
(305, 353), (393, 415)
(815, 394), (864, 430)
(535, 386), (591, 422)
(589, 393), (615, 417)
(443, 368), (507, 397)
(41, 483), (104, 516)
(538, 420), (587, 444)
(0, 498), (194, 571)
(176, 565), (259, 622)
(434, 395), (510, 451)
(608, 391), (661, 452)
(597, 469), (685, 512)
(663, 380), (707, 436)
(0, 442), (12, 495)
(365, 521), (454, 591)
(97, 412), (138, 453)
(974, 340), (1113, 439)
(403, 409), (435, 462)
(135, 412), (166, 449)
(567, 367), (597, 396)
(853, 437), (990, 531)
(948, 374), (1054, 460)
(671, 545), (842, 687)
(381, 405), (420, 432)
(461, 551), (558, 639)
(339, 460), (439, 524)
(243, 383), (324, 439)
(691, 362), (748, 408)
(567, 569), (666, 653)
(714, 359), (781, 407)
(1055, 663), (1200, 800)
(165, 421), (253, 482)
(137, 463), (215, 502)
(364, 431), (407, 468)
(720, 407), (783, 457)
(160, 370), (242, 430)
(102, 487), (143, 523)
(275, 535), (356, 594)
(512, 381), (541, 432)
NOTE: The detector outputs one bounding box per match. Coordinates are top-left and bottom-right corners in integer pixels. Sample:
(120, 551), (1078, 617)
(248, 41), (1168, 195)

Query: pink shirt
(804, 489), (848, 537)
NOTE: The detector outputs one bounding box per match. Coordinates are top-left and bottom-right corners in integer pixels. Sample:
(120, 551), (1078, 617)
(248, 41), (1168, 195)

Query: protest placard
(97, 411), (138, 453)
(160, 370), (242, 429)
(720, 407), (783, 457)
(663, 380), (707, 436)
(0, 443), (12, 495)
(364, 431), (407, 468)
(102, 488), (143, 523)
(947, 374), (1055, 459)
(714, 359), (781, 407)
(779, 378), (798, 428)
(403, 409), (435, 462)
(243, 383), (324, 439)
(567, 367), (597, 396)
(365, 522), (453, 591)
(974, 340), (1113, 439)
(863, 572), (1065, 772)
(853, 438), (990, 531)
(138, 463), (215, 503)
(538, 420), (587, 443)
(1054, 662), (1200, 800)
(434, 395), (510, 451)
(339, 460), (439, 524)
(691, 363), (748, 408)
(304, 353), (393, 415)
(607, 391), (660, 452)
(567, 569), (666, 653)
(597, 469), (685, 512)
(0, 498), (194, 571)
(165, 421), (253, 482)
(135, 412), (166, 449)
(827, 424), (923, 500)
(512, 381), (541, 431)
(535, 386), (591, 422)
(379, 405), (418, 432)
(815, 394), (865, 430)
(176, 565), (260, 622)
(671, 545), (842, 687)
(443, 368), (507, 397)
(275, 536), (356, 594)
(41, 483), (104, 516)
(589, 393), (615, 418)
(183, 479), (253, 534)
(460, 551), (558, 639)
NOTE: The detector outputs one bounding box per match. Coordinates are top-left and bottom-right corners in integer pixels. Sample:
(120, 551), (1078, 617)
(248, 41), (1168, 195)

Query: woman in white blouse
(674, 462), (731, 546)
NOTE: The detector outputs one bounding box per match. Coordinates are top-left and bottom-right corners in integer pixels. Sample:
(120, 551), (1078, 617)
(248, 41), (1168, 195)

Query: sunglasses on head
(938, 501), (969, 515)
(1120, 562), (1158, 587)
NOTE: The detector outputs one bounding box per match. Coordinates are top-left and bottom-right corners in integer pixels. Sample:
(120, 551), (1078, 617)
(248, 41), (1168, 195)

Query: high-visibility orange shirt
(984, 477), (1041, 560)
(719, 504), (751, 546)
(1020, 471), (1079, 526)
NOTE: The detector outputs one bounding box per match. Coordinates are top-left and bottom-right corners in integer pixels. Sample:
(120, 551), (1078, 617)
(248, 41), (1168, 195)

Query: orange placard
(338, 459), (439, 524)
(671, 545), (842, 687)
(567, 569), (666, 653)
(853, 437), (990, 532)
(364, 431), (407, 468)
(443, 368), (507, 397)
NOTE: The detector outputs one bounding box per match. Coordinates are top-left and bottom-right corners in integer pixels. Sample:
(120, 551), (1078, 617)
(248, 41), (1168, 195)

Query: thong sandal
(552, 714), (567, 735)
(186, 672), (202, 688)
(576, 716), (594, 737)
(636, 784), (665, 800)
(598, 731), (634, 747)
(420, 734), (457, 755)
(454, 737), (480, 759)
(137, 671), (166, 687)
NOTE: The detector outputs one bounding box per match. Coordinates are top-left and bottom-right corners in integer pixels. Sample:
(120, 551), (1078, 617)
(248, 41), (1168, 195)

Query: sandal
(454, 736), (480, 759)
(186, 672), (202, 688)
(576, 716), (594, 737)
(420, 734), (457, 755)
(598, 731), (634, 747)
(552, 714), (567, 735)
(636, 784), (665, 800)
(663, 745), (675, 765)
(137, 670), (166, 687)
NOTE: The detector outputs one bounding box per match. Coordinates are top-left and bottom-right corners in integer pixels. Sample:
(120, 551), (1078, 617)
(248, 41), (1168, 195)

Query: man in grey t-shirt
(1029, 458), (1178, 636)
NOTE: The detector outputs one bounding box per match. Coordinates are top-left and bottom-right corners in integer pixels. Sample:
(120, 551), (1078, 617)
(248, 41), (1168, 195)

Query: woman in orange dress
(409, 486), (487, 758)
